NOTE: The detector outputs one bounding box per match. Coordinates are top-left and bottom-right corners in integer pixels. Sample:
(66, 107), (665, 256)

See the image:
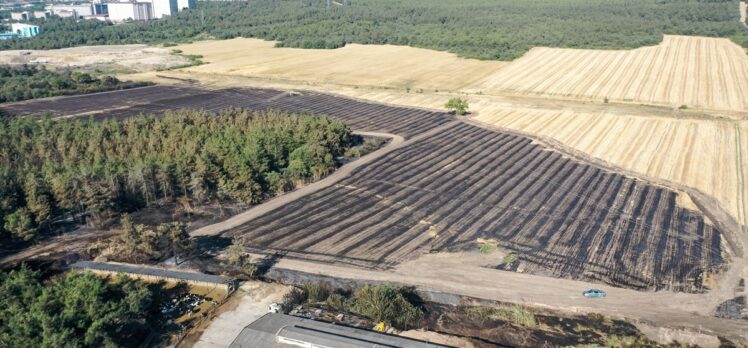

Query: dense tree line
(0, 267), (154, 347)
(0, 109), (352, 242)
(0, 65), (149, 103)
(0, 0), (746, 60)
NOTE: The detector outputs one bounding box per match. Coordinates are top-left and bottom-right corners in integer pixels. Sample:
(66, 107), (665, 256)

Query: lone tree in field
(445, 97), (469, 115)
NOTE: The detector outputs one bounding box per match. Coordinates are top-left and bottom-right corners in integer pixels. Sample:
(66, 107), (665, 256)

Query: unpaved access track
(270, 254), (748, 343)
(191, 129), (410, 236)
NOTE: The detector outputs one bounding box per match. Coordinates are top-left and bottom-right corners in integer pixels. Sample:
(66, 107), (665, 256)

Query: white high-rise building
(176, 0), (195, 11)
(108, 1), (152, 22)
(149, 0), (177, 19)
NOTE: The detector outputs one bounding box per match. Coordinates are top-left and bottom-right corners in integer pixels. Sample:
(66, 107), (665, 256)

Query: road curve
(191, 121), (459, 237)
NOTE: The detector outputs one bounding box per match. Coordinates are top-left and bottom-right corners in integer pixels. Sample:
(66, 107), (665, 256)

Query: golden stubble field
(177, 38), (506, 91)
(472, 35), (748, 113)
(138, 35), (748, 226)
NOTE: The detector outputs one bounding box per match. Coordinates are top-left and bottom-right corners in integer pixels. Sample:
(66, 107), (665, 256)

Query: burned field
(228, 122), (725, 292)
(0, 85), (451, 138)
(2, 85), (728, 291)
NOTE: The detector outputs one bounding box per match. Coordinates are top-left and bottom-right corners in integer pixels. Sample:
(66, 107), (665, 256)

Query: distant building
(10, 11), (31, 21)
(1, 23), (40, 39)
(176, 0), (196, 11)
(149, 0), (177, 19)
(12, 23), (40, 37)
(229, 313), (451, 348)
(108, 0), (193, 22)
(47, 3), (95, 18)
(33, 10), (51, 19)
(108, 1), (153, 22)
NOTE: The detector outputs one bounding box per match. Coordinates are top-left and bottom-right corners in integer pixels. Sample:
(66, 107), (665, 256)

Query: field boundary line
(191, 121), (458, 237)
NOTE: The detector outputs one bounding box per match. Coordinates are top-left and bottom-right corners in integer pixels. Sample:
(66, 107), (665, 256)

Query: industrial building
(33, 10), (51, 19)
(229, 313), (451, 348)
(149, 0), (177, 19)
(47, 3), (95, 18)
(108, 0), (193, 22)
(10, 11), (31, 21)
(107, 1), (153, 21)
(176, 0), (196, 11)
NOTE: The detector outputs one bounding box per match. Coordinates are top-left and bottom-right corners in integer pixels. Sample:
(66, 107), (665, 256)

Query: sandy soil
(0, 45), (190, 73)
(187, 281), (291, 348)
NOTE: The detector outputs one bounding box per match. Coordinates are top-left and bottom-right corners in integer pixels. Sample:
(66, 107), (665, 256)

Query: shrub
(479, 242), (496, 254)
(302, 282), (330, 304)
(326, 293), (348, 311)
(351, 285), (423, 328)
(282, 287), (307, 311)
(465, 306), (494, 325)
(502, 253), (518, 265)
(495, 304), (537, 327)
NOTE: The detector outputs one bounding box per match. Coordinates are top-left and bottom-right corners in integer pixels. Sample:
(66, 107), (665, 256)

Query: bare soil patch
(0, 45), (190, 73)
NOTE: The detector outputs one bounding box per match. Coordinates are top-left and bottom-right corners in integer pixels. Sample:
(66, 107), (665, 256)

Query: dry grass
(471, 35), (748, 112)
(175, 38), (506, 91)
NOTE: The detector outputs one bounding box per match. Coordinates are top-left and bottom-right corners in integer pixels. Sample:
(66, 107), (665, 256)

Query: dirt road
(0, 229), (117, 268)
(271, 252), (748, 343)
(187, 281), (291, 348)
(191, 124), (459, 237)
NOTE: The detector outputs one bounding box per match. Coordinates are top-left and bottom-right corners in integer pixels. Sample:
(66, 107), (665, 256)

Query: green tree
(445, 97), (469, 116)
(4, 208), (36, 241)
(159, 222), (192, 264)
(0, 267), (154, 348)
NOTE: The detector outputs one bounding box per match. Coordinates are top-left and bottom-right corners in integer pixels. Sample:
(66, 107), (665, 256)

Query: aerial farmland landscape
(1, 0), (748, 347)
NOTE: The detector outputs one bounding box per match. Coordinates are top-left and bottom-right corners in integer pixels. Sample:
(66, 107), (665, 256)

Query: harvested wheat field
(472, 35), (748, 113)
(176, 38), (506, 91)
(475, 109), (748, 226)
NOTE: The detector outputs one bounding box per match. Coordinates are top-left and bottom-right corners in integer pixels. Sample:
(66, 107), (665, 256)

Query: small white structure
(11, 23), (40, 37)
